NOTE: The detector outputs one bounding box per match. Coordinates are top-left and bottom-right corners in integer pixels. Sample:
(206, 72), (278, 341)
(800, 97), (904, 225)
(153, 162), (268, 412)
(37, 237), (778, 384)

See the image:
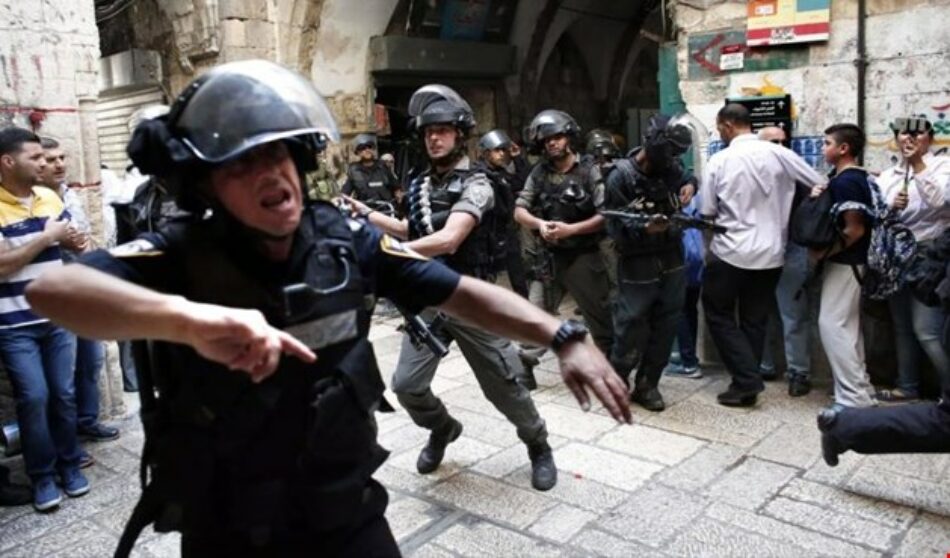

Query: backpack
(790, 186), (838, 249)
(832, 175), (917, 300)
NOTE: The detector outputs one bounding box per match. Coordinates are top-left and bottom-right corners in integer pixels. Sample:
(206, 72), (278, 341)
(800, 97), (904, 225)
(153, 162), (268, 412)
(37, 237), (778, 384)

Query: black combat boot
(631, 382), (666, 412)
(527, 441), (557, 491)
(416, 418), (463, 474)
(817, 407), (845, 467)
(0, 465), (30, 507)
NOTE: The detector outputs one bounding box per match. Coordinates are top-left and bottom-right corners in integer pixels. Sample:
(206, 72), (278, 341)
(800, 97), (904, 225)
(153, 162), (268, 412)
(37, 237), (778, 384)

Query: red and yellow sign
(747, 0), (831, 47)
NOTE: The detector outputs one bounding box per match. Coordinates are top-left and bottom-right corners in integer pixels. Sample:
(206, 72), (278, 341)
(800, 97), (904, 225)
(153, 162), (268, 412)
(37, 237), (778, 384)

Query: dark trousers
(676, 284), (702, 369)
(610, 256), (686, 388)
(831, 385), (950, 454)
(701, 255), (782, 393)
(75, 338), (104, 429)
(505, 230), (529, 298)
(118, 340), (138, 392)
(180, 482), (400, 557)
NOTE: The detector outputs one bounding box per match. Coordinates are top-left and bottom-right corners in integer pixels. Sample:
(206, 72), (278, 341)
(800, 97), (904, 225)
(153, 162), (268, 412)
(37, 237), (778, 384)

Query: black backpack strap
(114, 340), (164, 558)
(113, 484), (162, 558)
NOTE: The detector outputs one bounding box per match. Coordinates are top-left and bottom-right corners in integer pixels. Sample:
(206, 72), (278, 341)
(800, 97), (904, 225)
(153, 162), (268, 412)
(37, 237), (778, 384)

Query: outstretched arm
(438, 276), (631, 424)
(25, 264), (315, 382)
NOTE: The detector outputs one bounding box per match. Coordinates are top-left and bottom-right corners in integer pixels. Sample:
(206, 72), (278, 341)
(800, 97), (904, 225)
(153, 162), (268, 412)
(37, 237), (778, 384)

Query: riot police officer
(584, 128), (621, 179)
(513, 110), (614, 355)
(346, 86), (575, 492)
(25, 62), (630, 556)
(342, 133), (401, 210)
(476, 128), (528, 297)
(603, 114), (697, 411)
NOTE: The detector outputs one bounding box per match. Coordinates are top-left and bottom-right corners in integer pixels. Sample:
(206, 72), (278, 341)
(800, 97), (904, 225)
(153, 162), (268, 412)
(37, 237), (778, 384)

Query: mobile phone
(893, 117), (930, 136)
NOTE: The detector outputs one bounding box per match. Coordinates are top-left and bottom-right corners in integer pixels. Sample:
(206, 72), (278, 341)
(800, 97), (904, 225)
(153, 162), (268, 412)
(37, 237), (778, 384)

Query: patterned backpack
(832, 174), (917, 300)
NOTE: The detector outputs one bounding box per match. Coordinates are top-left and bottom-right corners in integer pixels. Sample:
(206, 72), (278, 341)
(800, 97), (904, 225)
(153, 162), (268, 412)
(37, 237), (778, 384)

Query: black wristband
(551, 319), (589, 352)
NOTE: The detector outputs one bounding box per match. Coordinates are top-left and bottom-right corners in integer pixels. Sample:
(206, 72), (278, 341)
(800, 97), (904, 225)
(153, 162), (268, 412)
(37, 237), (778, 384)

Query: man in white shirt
(876, 117), (950, 402)
(700, 104), (824, 407)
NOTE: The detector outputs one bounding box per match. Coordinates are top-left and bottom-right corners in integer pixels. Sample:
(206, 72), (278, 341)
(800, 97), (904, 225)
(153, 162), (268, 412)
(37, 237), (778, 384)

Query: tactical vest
(406, 168), (498, 279)
(609, 158), (684, 257)
(347, 162), (395, 203)
(476, 161), (518, 265)
(531, 159), (601, 251)
(116, 203), (388, 555)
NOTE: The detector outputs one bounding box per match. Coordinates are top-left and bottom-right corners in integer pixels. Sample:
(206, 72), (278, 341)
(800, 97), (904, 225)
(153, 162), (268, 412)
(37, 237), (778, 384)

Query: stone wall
(671, 0), (950, 172)
(671, 0), (949, 384)
(0, 0), (128, 423)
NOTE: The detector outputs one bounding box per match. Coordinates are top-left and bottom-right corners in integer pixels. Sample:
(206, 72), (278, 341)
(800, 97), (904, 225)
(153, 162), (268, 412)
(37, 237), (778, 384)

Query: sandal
(874, 388), (918, 402)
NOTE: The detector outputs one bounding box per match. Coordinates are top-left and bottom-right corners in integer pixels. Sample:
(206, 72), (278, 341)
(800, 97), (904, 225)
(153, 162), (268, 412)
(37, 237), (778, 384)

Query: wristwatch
(550, 319), (589, 352)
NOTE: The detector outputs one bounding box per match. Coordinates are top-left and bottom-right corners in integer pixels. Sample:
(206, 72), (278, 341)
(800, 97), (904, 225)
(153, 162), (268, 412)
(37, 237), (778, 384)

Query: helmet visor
(176, 60), (340, 163)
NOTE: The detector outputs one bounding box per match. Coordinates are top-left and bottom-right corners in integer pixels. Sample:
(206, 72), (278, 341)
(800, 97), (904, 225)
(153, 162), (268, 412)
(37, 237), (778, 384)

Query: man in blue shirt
(811, 123), (875, 408)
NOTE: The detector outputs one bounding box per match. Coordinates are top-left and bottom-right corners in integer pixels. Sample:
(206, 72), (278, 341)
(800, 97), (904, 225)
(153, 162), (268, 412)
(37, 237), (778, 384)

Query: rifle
(524, 237), (559, 312)
(397, 309), (450, 358)
(601, 210), (727, 234)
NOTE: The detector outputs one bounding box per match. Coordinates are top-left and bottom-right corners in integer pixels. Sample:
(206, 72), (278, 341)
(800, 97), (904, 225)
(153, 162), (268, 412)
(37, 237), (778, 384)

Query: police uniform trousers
(610, 254), (686, 388)
(829, 386), (950, 455)
(391, 310), (547, 445)
(551, 249), (614, 355)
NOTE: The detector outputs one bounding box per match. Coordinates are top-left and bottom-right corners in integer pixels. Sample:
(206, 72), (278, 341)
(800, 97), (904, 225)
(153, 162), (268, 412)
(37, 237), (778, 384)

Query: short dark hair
(40, 137), (60, 149)
(824, 123), (865, 158)
(717, 103), (751, 127)
(0, 127), (41, 157)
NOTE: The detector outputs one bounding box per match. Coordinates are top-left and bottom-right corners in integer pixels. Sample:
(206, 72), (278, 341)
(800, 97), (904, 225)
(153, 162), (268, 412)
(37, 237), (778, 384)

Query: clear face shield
(175, 60), (340, 164)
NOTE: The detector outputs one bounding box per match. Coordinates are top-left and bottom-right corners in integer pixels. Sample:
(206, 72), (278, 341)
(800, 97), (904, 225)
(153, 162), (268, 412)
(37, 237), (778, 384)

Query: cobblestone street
(2, 314), (949, 557)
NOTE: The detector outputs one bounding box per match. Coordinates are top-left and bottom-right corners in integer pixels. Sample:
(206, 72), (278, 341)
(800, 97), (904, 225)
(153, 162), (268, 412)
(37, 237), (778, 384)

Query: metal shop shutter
(96, 87), (164, 177)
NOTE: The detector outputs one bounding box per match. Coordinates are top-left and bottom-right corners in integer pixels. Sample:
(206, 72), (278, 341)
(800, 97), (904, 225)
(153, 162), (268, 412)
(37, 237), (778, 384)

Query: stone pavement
(2, 314), (950, 557)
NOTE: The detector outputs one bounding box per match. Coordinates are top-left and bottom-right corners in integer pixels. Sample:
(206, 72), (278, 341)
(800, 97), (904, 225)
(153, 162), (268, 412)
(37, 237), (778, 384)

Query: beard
(431, 149), (462, 169)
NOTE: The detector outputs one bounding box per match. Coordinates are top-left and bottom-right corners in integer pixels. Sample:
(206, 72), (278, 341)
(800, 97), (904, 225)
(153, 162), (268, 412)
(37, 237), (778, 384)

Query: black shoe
(527, 441), (557, 491)
(759, 369), (780, 382)
(631, 385), (666, 412)
(817, 407), (844, 467)
(416, 419), (463, 474)
(717, 388), (759, 407)
(78, 423), (120, 442)
(788, 378), (812, 397)
(0, 468), (31, 507)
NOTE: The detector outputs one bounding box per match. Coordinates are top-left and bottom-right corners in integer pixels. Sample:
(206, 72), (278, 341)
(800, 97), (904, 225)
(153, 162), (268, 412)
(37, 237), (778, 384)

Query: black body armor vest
(610, 157), (684, 256)
(531, 160), (601, 252)
(406, 168), (498, 278)
(118, 204), (388, 554)
(347, 162), (395, 203)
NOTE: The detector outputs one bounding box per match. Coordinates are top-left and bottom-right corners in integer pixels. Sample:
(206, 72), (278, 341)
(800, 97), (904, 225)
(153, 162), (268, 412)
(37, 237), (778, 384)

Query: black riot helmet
(585, 128), (620, 160)
(478, 129), (512, 152)
(408, 84), (477, 132)
(642, 114), (692, 170)
(127, 59), (340, 209)
(352, 133), (377, 152)
(527, 110), (580, 150)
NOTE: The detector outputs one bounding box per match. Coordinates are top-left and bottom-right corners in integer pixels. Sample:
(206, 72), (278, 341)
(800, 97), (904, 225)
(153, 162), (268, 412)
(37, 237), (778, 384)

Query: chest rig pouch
(116, 204), (389, 557)
(535, 162), (599, 252)
(408, 170), (498, 279)
(351, 164), (394, 203)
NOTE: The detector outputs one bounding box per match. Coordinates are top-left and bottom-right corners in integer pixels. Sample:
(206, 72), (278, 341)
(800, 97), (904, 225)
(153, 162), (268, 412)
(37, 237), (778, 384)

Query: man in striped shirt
(0, 127), (88, 511)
